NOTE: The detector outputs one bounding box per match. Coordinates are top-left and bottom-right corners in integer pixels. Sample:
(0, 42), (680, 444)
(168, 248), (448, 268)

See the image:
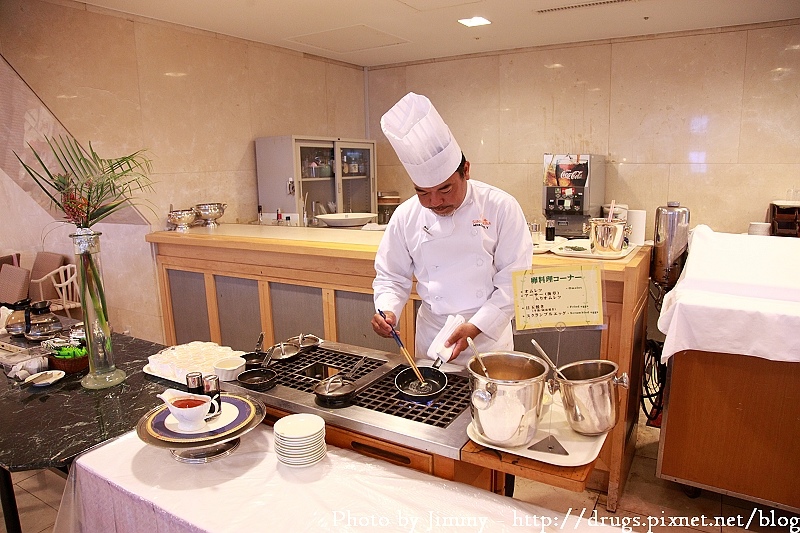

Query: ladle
(530, 339), (568, 380)
(467, 337), (491, 379)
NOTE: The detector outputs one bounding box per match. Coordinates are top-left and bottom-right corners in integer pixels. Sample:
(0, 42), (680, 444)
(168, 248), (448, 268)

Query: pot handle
(471, 382), (496, 410)
(614, 372), (629, 389)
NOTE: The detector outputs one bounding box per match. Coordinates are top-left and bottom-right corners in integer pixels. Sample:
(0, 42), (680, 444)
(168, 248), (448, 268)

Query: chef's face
(414, 160), (470, 217)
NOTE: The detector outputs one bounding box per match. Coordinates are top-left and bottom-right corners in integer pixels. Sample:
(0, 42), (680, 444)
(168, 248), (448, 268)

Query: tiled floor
(1, 413), (797, 533)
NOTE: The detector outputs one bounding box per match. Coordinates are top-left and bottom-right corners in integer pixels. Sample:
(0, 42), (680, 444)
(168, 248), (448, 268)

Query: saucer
(24, 370), (65, 387)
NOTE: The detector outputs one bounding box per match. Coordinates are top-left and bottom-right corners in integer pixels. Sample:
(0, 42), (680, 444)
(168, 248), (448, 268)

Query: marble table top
(0, 334), (171, 471)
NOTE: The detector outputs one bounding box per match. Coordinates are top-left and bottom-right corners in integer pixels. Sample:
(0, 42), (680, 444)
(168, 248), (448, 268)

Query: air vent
(537, 0), (639, 14)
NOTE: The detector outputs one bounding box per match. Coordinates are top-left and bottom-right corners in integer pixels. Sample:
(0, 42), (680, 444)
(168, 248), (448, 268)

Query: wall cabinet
(255, 135), (376, 224)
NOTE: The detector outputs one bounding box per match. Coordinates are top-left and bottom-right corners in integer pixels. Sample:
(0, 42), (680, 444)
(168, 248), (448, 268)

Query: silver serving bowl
(167, 209), (197, 232)
(195, 203), (227, 227)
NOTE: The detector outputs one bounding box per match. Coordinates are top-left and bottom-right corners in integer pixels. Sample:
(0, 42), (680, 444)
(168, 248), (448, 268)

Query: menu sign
(513, 264), (604, 330)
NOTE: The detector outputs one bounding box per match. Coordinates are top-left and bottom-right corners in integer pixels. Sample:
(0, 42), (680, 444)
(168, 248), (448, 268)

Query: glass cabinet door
(296, 141), (336, 220)
(335, 141), (375, 214)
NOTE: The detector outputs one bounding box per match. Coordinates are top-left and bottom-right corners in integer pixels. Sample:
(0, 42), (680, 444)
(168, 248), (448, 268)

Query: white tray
(143, 364), (183, 385)
(532, 236), (567, 254)
(466, 392), (606, 467)
(550, 239), (637, 260)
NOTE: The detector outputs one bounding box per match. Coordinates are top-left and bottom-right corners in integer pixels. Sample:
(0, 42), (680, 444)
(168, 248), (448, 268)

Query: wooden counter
(146, 224), (650, 511)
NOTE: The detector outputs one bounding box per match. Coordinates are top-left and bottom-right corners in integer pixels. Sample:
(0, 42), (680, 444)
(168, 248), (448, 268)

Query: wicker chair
(28, 252), (65, 303)
(0, 264), (31, 306)
(32, 264), (82, 318)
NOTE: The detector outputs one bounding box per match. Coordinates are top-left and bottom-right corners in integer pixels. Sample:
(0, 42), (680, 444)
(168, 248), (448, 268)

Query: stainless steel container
(194, 203), (227, 228)
(467, 351), (548, 447)
(651, 201), (690, 287)
(553, 360), (628, 436)
(584, 218), (629, 254)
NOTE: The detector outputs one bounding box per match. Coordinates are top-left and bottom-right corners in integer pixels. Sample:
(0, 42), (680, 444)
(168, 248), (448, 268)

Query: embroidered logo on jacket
(472, 217), (491, 229)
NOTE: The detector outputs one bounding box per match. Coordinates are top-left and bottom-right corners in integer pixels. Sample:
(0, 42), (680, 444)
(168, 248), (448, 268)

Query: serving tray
(466, 392), (606, 467)
(550, 239), (637, 260)
(532, 236), (567, 254)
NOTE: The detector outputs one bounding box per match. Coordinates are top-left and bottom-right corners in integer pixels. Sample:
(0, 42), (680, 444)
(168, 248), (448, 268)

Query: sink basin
(315, 213), (377, 227)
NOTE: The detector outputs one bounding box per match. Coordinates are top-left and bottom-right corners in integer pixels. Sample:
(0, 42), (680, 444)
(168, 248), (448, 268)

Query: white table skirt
(54, 425), (622, 533)
(658, 225), (800, 363)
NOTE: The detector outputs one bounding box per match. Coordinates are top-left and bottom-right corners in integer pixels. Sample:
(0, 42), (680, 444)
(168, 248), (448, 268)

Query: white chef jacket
(373, 180), (533, 366)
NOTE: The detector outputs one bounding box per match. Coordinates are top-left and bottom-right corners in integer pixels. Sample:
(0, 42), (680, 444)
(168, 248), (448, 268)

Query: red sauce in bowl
(171, 398), (207, 409)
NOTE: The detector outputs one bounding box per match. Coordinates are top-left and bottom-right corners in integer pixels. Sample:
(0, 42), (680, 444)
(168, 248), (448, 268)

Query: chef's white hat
(380, 92), (462, 188)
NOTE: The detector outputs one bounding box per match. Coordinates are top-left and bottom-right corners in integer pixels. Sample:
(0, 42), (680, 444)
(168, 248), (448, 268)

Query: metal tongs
(378, 309), (426, 385)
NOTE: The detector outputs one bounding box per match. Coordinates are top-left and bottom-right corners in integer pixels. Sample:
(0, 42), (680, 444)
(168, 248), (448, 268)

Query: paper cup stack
(273, 413), (326, 467)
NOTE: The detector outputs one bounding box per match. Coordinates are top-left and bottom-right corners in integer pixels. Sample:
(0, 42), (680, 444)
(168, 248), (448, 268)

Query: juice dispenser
(542, 154), (605, 237)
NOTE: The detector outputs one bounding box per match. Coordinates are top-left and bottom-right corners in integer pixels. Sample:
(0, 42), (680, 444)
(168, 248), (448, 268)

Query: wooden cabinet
(658, 350), (800, 512)
(769, 201), (800, 237)
(261, 405), (505, 494)
(146, 225), (650, 510)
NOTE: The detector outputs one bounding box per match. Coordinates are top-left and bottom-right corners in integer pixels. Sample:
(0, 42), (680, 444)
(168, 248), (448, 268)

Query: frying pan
(242, 332), (269, 370)
(394, 358), (448, 403)
(236, 368), (277, 392)
(313, 357), (366, 408)
(266, 341), (302, 361)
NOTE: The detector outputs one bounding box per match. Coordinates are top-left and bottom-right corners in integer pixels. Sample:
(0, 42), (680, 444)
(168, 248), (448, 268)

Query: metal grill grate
(269, 347), (384, 393)
(352, 366), (471, 428)
(269, 347), (471, 428)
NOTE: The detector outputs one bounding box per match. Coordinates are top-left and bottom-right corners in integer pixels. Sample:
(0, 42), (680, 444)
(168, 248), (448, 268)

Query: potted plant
(15, 135), (152, 389)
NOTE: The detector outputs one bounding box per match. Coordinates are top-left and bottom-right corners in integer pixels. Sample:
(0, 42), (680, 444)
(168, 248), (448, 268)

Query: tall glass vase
(71, 228), (126, 389)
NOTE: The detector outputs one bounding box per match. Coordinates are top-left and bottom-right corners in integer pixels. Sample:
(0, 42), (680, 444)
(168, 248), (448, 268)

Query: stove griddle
(352, 366), (471, 428)
(269, 347), (383, 391)
(268, 346), (471, 429)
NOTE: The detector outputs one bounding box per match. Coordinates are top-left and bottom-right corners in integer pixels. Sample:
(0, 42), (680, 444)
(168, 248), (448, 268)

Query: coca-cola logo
(559, 170), (584, 180)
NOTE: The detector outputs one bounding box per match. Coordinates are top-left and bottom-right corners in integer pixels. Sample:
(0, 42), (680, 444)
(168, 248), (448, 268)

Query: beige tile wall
(369, 21), (800, 238)
(0, 0), (366, 343)
(1, 0), (798, 343)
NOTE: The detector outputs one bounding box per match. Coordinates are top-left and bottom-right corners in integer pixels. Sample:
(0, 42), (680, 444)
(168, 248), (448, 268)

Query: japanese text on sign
(513, 264), (604, 330)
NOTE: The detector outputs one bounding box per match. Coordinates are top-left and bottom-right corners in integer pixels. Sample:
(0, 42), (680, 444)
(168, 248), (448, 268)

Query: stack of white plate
(273, 413), (326, 467)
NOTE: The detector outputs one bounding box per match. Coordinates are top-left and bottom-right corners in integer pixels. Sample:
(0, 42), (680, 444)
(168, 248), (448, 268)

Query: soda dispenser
(542, 154), (605, 237)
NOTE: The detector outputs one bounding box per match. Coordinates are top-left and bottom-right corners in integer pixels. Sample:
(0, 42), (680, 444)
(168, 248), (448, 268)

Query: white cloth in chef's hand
(426, 314), (465, 362)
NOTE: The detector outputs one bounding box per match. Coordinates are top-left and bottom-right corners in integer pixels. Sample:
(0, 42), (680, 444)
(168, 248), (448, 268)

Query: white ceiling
(83, 0), (800, 67)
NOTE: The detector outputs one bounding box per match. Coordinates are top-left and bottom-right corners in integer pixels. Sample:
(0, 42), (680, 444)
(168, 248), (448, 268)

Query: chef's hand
(372, 310), (397, 338)
(443, 323), (482, 361)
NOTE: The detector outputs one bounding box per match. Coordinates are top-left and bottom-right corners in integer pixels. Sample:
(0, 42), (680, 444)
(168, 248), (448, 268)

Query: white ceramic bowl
(213, 356), (246, 381)
(315, 213), (377, 227)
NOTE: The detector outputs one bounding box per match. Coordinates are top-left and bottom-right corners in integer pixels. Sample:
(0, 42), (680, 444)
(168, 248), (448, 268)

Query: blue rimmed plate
(137, 393), (265, 449)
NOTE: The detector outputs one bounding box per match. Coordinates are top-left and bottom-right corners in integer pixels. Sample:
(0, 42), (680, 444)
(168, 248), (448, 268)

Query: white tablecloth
(54, 425), (623, 533)
(658, 225), (800, 362)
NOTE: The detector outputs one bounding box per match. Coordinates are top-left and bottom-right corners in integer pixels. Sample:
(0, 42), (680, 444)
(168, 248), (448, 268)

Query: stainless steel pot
(553, 360), (629, 436)
(467, 351), (548, 447)
(583, 218), (630, 255)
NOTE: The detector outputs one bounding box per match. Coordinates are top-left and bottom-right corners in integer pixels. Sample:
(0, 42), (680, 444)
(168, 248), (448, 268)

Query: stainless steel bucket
(467, 351), (548, 447)
(583, 218), (630, 255)
(553, 360), (629, 436)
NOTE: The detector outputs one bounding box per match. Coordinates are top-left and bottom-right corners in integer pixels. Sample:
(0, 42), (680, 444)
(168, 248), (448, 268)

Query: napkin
(426, 314), (465, 361)
(8, 356), (47, 381)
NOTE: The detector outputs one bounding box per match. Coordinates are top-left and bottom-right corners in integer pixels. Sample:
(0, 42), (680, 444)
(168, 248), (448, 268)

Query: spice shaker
(528, 222), (541, 244)
(186, 372), (204, 395)
(203, 374), (221, 419)
(545, 220), (556, 241)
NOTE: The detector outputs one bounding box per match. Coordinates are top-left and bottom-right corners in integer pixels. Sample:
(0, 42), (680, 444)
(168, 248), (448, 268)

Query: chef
(372, 92), (533, 367)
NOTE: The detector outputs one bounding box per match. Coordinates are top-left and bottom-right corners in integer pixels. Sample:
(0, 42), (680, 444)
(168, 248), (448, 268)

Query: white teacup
(157, 388), (211, 431)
